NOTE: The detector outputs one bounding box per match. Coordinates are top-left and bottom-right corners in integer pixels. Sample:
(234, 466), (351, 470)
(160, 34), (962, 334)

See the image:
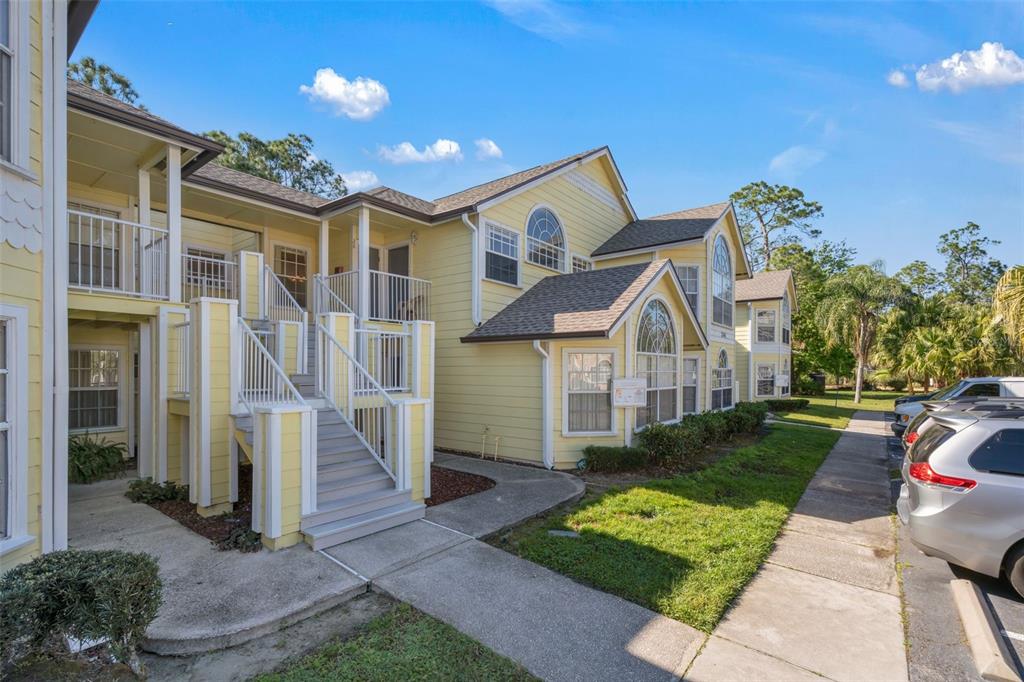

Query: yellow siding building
(734, 270), (797, 402)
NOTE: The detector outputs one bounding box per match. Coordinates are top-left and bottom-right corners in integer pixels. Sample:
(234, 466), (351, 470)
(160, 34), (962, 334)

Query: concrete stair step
(303, 501), (425, 550)
(317, 470), (394, 501)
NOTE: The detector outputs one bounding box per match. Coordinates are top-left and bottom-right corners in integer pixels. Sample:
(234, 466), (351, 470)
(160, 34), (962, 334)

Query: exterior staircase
(233, 318), (423, 551)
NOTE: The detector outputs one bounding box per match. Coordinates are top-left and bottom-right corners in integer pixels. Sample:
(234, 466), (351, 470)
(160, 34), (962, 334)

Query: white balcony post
(167, 144), (182, 303)
(137, 168), (151, 226)
(319, 219), (330, 276)
(357, 207), (370, 321)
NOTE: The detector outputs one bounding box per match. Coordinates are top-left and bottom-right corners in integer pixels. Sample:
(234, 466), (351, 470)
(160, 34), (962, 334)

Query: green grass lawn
(497, 424), (841, 632)
(773, 389), (896, 429)
(257, 604), (536, 682)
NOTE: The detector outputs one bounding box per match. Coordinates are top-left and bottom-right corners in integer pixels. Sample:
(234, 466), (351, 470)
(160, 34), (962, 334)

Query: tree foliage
(992, 265), (1024, 354)
(895, 260), (942, 298)
(938, 222), (1005, 305)
(730, 181), (823, 271)
(67, 57), (141, 106)
(203, 131), (348, 200)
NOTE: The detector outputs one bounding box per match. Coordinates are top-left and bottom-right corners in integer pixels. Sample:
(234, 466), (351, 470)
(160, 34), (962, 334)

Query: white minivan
(892, 377), (1024, 436)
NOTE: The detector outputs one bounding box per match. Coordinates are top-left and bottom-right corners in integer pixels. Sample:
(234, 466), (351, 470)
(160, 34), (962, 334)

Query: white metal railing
(264, 265), (307, 325)
(313, 274), (355, 316)
(322, 272), (358, 316)
(317, 322), (402, 485)
(369, 270), (430, 322)
(356, 328), (412, 392)
(68, 209), (169, 299)
(173, 321), (190, 396)
(237, 317), (306, 412)
(182, 253), (237, 302)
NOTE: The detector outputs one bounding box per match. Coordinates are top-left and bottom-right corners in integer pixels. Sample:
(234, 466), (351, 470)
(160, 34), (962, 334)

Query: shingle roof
(735, 269), (793, 302)
(462, 261), (667, 342)
(188, 163), (329, 210)
(365, 186), (437, 215)
(591, 201), (730, 257)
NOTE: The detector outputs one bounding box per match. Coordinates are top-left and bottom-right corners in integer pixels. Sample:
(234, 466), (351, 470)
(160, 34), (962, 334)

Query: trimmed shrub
(0, 549), (162, 675)
(68, 433), (128, 484)
(794, 377), (825, 396)
(126, 478), (189, 504)
(634, 422), (680, 466)
(583, 445), (650, 472)
(764, 398), (810, 412)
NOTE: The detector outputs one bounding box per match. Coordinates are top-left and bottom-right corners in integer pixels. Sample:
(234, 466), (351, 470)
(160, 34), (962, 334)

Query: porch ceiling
(183, 185), (320, 234)
(327, 204), (429, 234)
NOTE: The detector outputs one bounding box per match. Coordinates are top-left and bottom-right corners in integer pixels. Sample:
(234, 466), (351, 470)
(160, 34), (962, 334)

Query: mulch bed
(146, 464), (260, 552)
(425, 466), (495, 507)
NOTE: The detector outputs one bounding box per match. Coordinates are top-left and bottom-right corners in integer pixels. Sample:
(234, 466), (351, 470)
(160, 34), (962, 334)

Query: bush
(68, 433), (128, 484)
(731, 402), (769, 432)
(764, 398), (810, 412)
(794, 377), (825, 397)
(582, 445), (650, 472)
(633, 423), (680, 466)
(126, 478), (189, 504)
(0, 549), (162, 675)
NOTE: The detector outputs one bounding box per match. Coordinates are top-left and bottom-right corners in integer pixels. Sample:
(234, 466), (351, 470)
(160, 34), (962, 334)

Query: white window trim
(756, 362), (777, 398)
(571, 253), (593, 273)
(525, 203), (568, 273)
(482, 219), (522, 288)
(0, 304), (31, 554)
(675, 264), (700, 318)
(68, 344), (128, 434)
(711, 349), (734, 411)
(561, 347), (618, 437)
(756, 309), (777, 344)
(0, 0), (30, 173)
(682, 354), (701, 415)
(711, 233), (734, 330)
(634, 295), (680, 430)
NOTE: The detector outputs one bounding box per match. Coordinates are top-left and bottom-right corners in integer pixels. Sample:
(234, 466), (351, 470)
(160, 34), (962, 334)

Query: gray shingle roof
(462, 261), (667, 342)
(189, 163), (329, 210)
(735, 269), (793, 302)
(591, 201), (730, 257)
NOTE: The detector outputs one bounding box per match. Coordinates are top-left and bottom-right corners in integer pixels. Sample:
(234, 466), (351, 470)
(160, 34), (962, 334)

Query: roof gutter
(531, 340), (554, 469)
(462, 212), (482, 326)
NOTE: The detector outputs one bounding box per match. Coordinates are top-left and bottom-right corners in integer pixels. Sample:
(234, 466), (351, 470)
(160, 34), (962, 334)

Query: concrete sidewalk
(687, 411), (909, 682)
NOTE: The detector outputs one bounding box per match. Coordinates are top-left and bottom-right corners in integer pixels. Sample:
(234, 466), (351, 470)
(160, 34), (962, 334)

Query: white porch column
(357, 206), (370, 321)
(138, 168), (151, 226)
(319, 219), (330, 276)
(167, 144), (182, 303)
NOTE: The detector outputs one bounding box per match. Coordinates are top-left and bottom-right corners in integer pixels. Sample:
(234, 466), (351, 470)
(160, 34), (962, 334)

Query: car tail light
(908, 462), (976, 491)
(906, 431), (919, 445)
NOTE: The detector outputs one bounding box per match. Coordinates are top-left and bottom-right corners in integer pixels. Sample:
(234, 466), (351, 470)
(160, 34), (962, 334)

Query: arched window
(712, 235), (733, 327)
(782, 293), (791, 345)
(526, 207), (565, 271)
(636, 299), (677, 427)
(712, 348), (734, 410)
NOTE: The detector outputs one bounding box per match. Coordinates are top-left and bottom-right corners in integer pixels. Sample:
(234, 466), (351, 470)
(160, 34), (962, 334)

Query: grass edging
(494, 424), (841, 632)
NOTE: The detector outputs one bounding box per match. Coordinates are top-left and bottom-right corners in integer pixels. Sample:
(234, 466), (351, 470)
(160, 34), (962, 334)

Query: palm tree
(67, 57), (141, 105)
(817, 265), (907, 403)
(993, 266), (1024, 353)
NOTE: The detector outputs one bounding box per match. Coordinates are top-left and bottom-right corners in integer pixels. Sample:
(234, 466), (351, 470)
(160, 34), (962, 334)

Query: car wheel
(1007, 543), (1024, 599)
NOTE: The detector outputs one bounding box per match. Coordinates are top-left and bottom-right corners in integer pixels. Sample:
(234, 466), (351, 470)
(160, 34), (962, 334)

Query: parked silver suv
(897, 407), (1024, 598)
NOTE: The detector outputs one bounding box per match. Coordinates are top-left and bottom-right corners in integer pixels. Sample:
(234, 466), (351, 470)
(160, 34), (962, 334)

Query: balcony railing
(182, 253), (237, 302)
(321, 270), (431, 322)
(356, 328), (412, 392)
(68, 210), (169, 299)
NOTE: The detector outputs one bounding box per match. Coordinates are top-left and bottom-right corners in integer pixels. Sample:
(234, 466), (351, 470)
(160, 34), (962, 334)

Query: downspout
(532, 340), (553, 469)
(461, 213), (482, 326)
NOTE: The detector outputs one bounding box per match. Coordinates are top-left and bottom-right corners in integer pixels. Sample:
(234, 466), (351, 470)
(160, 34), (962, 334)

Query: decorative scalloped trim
(0, 174), (43, 253)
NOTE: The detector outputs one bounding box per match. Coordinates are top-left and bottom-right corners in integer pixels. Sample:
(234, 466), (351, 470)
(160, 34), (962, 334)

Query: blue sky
(74, 1), (1023, 272)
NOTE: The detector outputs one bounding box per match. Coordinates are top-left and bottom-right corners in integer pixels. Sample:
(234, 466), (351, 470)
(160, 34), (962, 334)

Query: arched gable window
(526, 207), (566, 271)
(711, 348), (734, 410)
(636, 299), (678, 427)
(712, 235), (733, 327)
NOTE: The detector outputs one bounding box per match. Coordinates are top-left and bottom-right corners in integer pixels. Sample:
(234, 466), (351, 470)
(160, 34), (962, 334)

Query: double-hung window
(676, 265), (699, 313)
(756, 309), (776, 343)
(781, 358), (791, 396)
(711, 349), (733, 410)
(0, 305), (28, 551)
(756, 363), (776, 397)
(0, 0), (12, 162)
(782, 294), (791, 345)
(68, 201), (123, 291)
(571, 254), (592, 273)
(565, 352), (614, 433)
(682, 357), (699, 414)
(636, 300), (678, 428)
(485, 222), (519, 286)
(526, 207), (565, 272)
(0, 319), (9, 539)
(69, 349), (121, 431)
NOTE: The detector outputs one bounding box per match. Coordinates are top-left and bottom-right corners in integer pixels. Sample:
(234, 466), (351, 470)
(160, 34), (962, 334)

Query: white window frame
(635, 297), (679, 430)
(0, 304), (31, 554)
(756, 362), (776, 398)
(483, 220), (521, 288)
(782, 294), (791, 346)
(711, 235), (734, 328)
(571, 253), (593, 273)
(525, 204), (567, 273)
(682, 355), (700, 415)
(675, 264), (700, 316)
(712, 348), (734, 411)
(756, 309), (776, 343)
(69, 345), (126, 434)
(562, 348), (618, 437)
(0, 0), (30, 173)
(780, 357), (791, 396)
(271, 243), (310, 309)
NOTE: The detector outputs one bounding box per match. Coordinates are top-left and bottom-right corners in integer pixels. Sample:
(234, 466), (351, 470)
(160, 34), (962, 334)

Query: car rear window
(960, 383), (1001, 397)
(968, 429), (1024, 477)
(909, 425), (954, 463)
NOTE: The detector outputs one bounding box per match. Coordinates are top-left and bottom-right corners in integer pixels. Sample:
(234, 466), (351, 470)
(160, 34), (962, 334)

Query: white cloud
(340, 170), (380, 192)
(887, 69), (910, 88)
(474, 138), (503, 160)
(915, 42), (1024, 93)
(484, 0), (602, 41)
(768, 145), (827, 177)
(299, 68), (390, 121)
(377, 139), (463, 164)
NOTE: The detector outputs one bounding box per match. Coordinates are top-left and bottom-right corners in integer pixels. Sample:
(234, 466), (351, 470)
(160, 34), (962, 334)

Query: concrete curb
(950, 579), (1022, 682)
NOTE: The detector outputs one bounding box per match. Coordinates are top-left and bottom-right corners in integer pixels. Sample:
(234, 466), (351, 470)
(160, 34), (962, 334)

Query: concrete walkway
(687, 411), (909, 682)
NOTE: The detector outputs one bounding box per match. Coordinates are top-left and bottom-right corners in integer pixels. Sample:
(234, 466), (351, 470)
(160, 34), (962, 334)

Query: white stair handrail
(313, 274), (355, 317)
(264, 265), (306, 324)
(237, 317), (306, 412)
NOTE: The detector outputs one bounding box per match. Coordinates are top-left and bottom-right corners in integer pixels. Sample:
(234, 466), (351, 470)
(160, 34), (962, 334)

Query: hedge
(0, 549), (162, 675)
(582, 445), (651, 472)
